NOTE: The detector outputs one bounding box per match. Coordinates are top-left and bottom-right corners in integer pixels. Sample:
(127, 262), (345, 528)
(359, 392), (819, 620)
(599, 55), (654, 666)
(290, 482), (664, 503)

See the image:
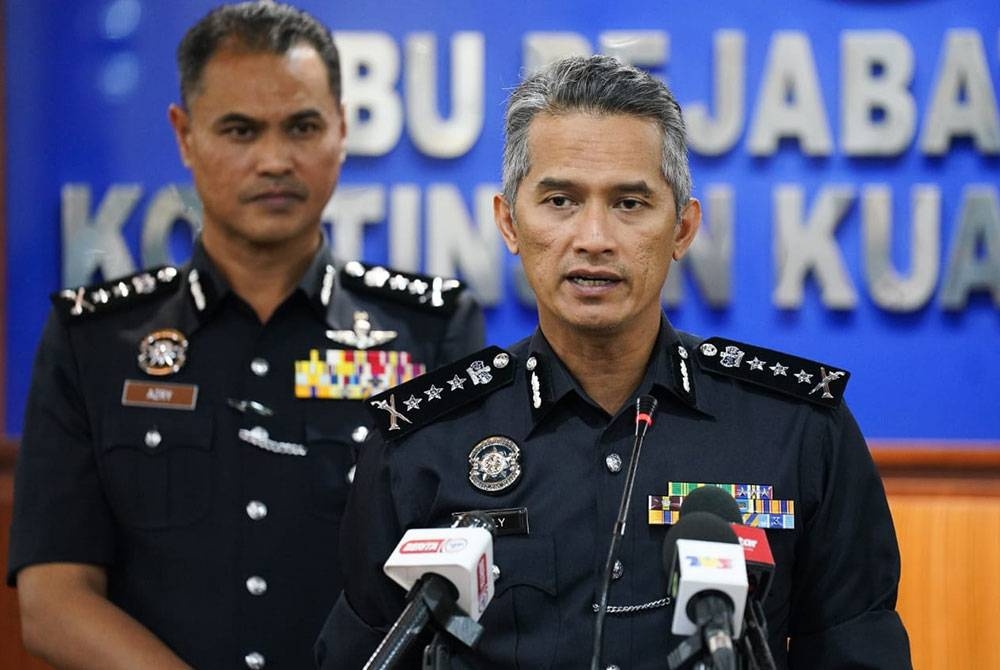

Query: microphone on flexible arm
(663, 511), (747, 670)
(364, 512), (497, 670)
(590, 394), (659, 670)
(676, 486), (777, 670)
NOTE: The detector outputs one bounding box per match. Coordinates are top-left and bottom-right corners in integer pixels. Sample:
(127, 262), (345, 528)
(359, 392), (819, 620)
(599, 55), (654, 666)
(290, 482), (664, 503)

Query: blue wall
(5, 0), (1000, 439)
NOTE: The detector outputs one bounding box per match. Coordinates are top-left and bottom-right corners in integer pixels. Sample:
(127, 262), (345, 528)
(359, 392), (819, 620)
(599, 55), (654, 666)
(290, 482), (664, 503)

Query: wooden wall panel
(890, 493), (1000, 669)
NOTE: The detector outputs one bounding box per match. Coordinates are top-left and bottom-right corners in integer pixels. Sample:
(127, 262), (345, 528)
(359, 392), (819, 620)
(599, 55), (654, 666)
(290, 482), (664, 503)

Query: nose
(573, 201), (617, 257)
(253, 132), (294, 177)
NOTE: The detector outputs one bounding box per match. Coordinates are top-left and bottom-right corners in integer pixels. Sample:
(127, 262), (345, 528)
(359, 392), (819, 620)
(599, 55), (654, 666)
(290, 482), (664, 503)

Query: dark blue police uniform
(7, 239), (484, 669)
(317, 319), (911, 669)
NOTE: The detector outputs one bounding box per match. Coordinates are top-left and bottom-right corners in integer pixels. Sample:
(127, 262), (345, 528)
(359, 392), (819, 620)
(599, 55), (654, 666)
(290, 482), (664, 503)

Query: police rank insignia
(696, 336), (850, 408)
(53, 266), (180, 319)
(137, 329), (188, 376)
(339, 260), (466, 313)
(468, 436), (522, 494)
(365, 346), (516, 440)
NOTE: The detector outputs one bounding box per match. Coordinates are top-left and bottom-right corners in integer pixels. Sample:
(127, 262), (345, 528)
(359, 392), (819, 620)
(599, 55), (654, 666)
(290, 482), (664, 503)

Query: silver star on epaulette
(326, 311), (397, 349)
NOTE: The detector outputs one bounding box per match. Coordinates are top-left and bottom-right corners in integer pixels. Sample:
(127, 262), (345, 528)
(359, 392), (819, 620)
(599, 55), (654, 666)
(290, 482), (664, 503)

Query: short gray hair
(501, 55), (691, 216)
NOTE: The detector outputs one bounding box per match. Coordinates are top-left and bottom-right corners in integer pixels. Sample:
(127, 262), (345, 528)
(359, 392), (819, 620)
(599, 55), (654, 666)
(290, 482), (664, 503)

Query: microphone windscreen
(635, 394), (658, 417)
(679, 485), (742, 524)
(661, 510), (740, 575)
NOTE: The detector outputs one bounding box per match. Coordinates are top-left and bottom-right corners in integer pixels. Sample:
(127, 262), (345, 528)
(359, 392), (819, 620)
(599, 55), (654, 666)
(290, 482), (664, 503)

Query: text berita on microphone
(383, 526), (495, 620)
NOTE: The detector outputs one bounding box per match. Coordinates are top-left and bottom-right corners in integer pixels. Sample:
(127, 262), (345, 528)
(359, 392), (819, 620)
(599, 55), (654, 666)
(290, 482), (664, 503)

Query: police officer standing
(7, 3), (483, 669)
(317, 55), (911, 668)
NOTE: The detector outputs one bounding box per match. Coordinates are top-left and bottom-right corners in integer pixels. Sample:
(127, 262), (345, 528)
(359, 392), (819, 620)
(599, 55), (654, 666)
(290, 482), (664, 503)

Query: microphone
(676, 486), (777, 670)
(590, 394), (658, 670)
(364, 512), (496, 670)
(678, 485), (774, 600)
(663, 511), (747, 670)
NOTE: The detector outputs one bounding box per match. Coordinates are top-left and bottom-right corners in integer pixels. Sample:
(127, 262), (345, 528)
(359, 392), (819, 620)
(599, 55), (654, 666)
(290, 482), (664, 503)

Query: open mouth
(569, 276), (618, 287)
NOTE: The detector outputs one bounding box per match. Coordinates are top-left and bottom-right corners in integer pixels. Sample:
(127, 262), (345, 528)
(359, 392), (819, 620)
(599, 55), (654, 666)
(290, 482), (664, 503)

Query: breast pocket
(477, 535), (559, 668)
(304, 404), (368, 520)
(100, 407), (214, 529)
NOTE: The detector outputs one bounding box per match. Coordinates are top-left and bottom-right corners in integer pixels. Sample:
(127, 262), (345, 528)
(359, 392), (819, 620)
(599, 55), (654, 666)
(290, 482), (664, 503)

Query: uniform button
(351, 425), (369, 443)
(244, 652), (265, 669)
(605, 453), (622, 473)
(246, 576), (267, 595)
(144, 429), (162, 448)
(611, 559), (624, 580)
(250, 358), (270, 376)
(246, 500), (268, 520)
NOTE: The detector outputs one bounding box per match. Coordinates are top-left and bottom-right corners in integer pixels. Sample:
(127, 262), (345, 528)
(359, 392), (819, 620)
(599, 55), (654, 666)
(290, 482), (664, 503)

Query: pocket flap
(103, 406), (214, 455)
(492, 535), (557, 597)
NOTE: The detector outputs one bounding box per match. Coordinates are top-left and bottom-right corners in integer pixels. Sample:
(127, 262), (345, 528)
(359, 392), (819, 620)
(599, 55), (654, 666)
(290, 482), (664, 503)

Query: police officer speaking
(316, 55), (911, 669)
(7, 3), (483, 669)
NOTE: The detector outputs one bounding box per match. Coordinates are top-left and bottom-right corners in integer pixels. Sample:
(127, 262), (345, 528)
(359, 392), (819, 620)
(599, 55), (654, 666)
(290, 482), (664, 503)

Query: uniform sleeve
(435, 289), (486, 365)
(786, 403), (912, 668)
(314, 433), (410, 668)
(7, 312), (116, 585)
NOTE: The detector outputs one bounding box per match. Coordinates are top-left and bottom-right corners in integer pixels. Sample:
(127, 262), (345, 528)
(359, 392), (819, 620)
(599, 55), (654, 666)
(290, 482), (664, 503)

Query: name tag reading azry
(122, 380), (199, 410)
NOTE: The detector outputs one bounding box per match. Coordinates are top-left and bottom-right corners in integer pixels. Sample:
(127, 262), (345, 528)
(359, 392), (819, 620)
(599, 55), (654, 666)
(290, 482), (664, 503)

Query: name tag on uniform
(452, 507), (530, 536)
(121, 380), (198, 410)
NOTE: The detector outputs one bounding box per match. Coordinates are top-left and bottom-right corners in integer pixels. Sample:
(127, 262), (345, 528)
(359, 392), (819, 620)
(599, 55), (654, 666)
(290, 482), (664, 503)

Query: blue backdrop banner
(5, 0), (1000, 439)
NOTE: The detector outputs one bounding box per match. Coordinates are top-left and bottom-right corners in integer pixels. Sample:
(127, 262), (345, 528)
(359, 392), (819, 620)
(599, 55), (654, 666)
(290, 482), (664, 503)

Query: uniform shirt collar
(183, 235), (336, 325)
(523, 317), (713, 429)
(183, 239), (231, 326)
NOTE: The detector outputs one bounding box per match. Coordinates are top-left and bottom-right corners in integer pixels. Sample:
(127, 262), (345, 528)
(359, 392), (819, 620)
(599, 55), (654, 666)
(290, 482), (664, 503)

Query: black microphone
(364, 512), (496, 670)
(663, 511), (747, 670)
(679, 484), (743, 523)
(591, 394), (658, 670)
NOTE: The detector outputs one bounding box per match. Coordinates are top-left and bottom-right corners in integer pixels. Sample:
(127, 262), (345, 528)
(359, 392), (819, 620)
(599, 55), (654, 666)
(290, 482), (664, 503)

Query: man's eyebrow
(533, 177), (657, 196)
(612, 181), (655, 196)
(534, 177), (576, 191)
(285, 109), (325, 125)
(212, 112), (259, 127)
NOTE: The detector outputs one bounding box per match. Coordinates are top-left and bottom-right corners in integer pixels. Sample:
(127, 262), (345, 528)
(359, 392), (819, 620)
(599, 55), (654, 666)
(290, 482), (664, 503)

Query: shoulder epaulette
(51, 266), (181, 320)
(696, 336), (850, 408)
(366, 346), (515, 440)
(340, 260), (466, 314)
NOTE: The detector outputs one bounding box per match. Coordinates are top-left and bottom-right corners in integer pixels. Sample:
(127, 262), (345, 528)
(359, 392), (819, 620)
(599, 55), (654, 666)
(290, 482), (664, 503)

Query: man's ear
(337, 102), (348, 164)
(671, 197), (702, 261)
(494, 194), (519, 255)
(167, 104), (193, 168)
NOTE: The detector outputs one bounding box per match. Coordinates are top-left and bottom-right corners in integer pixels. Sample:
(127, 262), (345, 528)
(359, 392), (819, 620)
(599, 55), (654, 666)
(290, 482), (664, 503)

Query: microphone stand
(667, 598), (776, 670)
(366, 512), (496, 670)
(591, 395), (658, 670)
(364, 573), (481, 670)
